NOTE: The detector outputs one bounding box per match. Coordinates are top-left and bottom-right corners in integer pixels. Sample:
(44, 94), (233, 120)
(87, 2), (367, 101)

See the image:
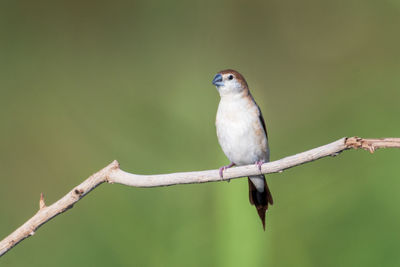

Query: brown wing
(253, 98), (268, 140)
(248, 92), (268, 140)
(258, 108), (268, 140)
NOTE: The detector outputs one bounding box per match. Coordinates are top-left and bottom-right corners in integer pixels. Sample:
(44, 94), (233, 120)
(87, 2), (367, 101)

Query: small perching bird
(212, 69), (273, 230)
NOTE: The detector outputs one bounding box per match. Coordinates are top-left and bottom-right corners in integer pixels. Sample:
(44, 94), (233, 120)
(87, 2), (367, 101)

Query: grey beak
(212, 73), (224, 86)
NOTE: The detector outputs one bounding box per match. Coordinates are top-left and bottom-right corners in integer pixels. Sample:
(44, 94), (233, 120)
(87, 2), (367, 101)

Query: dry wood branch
(1, 136), (399, 257)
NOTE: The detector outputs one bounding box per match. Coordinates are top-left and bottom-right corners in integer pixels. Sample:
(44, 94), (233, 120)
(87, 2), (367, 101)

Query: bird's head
(212, 69), (249, 96)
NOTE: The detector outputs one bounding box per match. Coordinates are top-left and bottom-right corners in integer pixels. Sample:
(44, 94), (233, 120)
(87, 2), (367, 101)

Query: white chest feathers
(216, 94), (269, 165)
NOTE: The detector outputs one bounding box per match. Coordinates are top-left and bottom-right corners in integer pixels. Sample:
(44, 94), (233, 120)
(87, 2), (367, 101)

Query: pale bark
(1, 137), (399, 257)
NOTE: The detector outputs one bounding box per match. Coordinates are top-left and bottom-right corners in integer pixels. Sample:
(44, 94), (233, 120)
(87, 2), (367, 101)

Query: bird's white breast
(216, 95), (269, 165)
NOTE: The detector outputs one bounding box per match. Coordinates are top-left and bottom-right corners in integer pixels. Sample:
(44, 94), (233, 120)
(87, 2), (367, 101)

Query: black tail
(248, 176), (273, 230)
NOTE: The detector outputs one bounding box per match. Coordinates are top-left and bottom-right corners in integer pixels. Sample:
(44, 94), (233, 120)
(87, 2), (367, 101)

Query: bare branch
(1, 137), (399, 257)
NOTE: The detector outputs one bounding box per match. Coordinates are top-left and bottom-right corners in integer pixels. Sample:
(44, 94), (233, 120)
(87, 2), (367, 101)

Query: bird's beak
(212, 73), (224, 86)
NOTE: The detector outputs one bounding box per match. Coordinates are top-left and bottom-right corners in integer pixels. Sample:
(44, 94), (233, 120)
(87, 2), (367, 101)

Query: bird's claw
(218, 162), (235, 179)
(218, 167), (226, 178)
(255, 160), (264, 172)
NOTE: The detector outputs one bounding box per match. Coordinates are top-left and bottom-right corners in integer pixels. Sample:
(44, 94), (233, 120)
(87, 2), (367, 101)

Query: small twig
(39, 193), (46, 210)
(0, 137), (399, 257)
(345, 137), (400, 153)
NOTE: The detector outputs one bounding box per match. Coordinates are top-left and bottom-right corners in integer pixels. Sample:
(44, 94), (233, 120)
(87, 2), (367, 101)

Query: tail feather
(248, 176), (273, 230)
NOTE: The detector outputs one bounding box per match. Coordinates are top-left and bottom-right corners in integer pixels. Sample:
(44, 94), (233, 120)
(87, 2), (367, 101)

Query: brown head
(212, 69), (249, 96)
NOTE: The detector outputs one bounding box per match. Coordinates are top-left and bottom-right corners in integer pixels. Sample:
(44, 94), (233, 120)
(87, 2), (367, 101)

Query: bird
(212, 69), (273, 230)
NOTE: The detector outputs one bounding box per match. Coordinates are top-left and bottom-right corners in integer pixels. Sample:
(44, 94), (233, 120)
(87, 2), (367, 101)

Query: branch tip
(368, 146), (375, 154)
(345, 137), (400, 153)
(39, 193), (46, 209)
(111, 160), (120, 169)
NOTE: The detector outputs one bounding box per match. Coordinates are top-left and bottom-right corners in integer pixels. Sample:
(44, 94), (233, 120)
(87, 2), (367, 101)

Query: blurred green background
(1, 0), (400, 266)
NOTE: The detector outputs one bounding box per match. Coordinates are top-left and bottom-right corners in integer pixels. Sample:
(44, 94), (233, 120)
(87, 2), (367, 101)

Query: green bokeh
(1, 0), (400, 266)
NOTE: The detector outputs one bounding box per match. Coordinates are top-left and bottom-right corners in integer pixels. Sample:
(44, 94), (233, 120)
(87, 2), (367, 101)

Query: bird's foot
(218, 162), (235, 179)
(255, 160), (265, 172)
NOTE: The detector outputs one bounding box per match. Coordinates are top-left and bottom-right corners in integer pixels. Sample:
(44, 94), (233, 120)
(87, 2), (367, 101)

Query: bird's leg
(219, 162), (235, 179)
(255, 160), (265, 172)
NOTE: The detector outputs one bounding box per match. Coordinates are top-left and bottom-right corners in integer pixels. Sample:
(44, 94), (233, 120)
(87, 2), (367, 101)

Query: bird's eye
(228, 75), (234, 80)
